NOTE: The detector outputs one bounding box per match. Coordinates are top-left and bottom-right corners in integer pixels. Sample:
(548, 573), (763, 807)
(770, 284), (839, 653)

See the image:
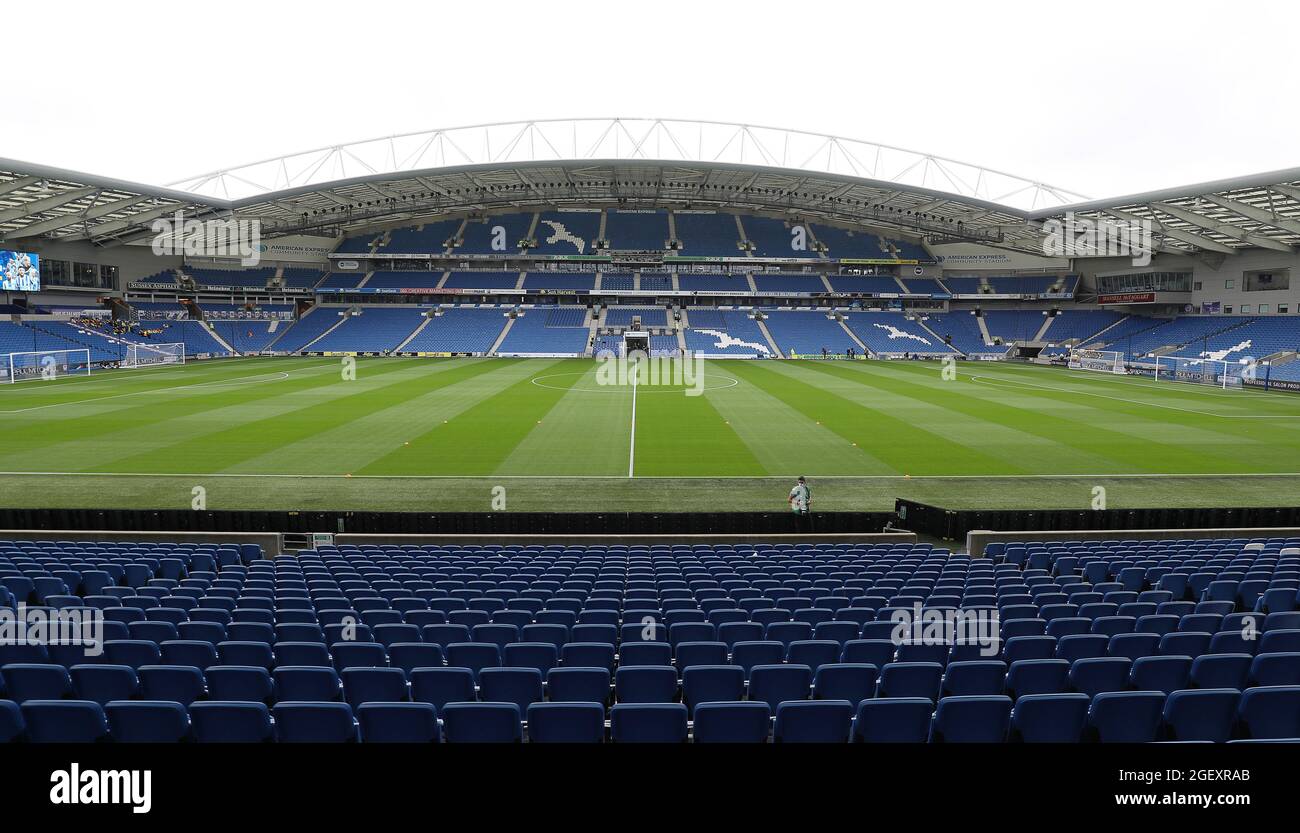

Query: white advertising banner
(930, 243), (1069, 271)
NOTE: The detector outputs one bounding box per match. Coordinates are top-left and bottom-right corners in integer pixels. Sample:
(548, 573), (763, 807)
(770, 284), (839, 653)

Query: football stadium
(0, 1), (1296, 809)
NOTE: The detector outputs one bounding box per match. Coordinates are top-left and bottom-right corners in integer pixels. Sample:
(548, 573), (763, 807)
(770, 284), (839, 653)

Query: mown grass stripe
(99, 358), (510, 475)
(727, 360), (1024, 475)
(357, 359), (577, 476)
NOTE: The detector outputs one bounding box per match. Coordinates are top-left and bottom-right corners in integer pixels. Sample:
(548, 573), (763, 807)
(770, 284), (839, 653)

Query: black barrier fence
(0, 507), (893, 536)
(895, 499), (1300, 540)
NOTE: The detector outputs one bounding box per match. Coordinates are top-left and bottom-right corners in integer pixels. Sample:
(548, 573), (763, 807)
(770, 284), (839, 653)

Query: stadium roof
(1, 118), (1298, 259)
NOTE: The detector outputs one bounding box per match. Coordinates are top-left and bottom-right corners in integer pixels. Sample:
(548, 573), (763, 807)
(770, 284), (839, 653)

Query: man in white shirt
(789, 476), (811, 513)
(789, 476), (812, 532)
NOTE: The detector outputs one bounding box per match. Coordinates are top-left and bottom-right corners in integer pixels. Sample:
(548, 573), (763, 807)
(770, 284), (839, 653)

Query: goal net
(123, 341), (186, 369)
(1068, 348), (1125, 374)
(1150, 356), (1249, 390)
(5, 349), (92, 383)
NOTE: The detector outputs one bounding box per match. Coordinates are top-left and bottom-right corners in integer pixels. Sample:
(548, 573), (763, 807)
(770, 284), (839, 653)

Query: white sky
(5, 0), (1296, 202)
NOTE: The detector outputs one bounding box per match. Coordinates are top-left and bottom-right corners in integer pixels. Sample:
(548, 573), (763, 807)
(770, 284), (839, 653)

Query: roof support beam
(0, 176), (42, 197)
(1153, 202), (1293, 252)
(1103, 207), (1236, 254)
(1200, 194), (1300, 236)
(1267, 184), (1300, 204)
(0, 186), (100, 223)
(3, 195), (150, 239)
(65, 202), (185, 242)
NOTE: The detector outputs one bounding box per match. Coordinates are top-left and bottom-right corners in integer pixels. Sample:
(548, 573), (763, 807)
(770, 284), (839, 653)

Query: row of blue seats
(7, 647), (1299, 711)
(7, 684), (1299, 743)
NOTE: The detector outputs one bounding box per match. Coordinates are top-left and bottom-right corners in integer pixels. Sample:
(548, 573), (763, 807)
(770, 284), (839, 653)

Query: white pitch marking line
(628, 359), (638, 478)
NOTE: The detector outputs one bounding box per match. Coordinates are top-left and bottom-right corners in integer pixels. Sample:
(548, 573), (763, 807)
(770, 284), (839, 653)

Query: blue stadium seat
(441, 702), (522, 743)
(732, 641), (786, 676)
(410, 667), (476, 711)
(1068, 657), (1131, 696)
(274, 666), (342, 702)
(1236, 685), (1300, 739)
(1131, 655), (1193, 694)
(682, 665), (744, 714)
(342, 667), (409, 708)
(0, 700), (25, 743)
(70, 664), (139, 705)
(1009, 693), (1089, 743)
(840, 640), (896, 668)
(161, 640), (219, 670)
(357, 703), (440, 743)
(561, 643), (616, 673)
(1249, 652), (1300, 686)
(444, 643), (500, 682)
(1086, 691), (1166, 743)
(878, 662), (943, 701)
(615, 665), (678, 704)
(273, 642), (332, 668)
(206, 666), (275, 703)
(526, 702), (606, 743)
(479, 668), (543, 715)
(620, 641), (672, 667)
(1190, 653), (1252, 690)
(274, 702), (358, 742)
(106, 701), (190, 743)
(773, 700), (854, 743)
(930, 695), (1012, 743)
(748, 664), (813, 711)
(138, 665), (206, 706)
(0, 664), (71, 703)
(332, 642), (389, 672)
(692, 702), (771, 743)
(21, 700), (109, 742)
(675, 641), (728, 670)
(189, 702), (274, 743)
(1161, 689), (1240, 743)
(610, 703), (688, 743)
(1056, 634), (1109, 663)
(546, 667), (611, 704)
(853, 698), (933, 743)
(1004, 659), (1069, 699)
(815, 663), (879, 703)
(502, 643), (558, 677)
(104, 640), (162, 669)
(788, 640), (845, 671)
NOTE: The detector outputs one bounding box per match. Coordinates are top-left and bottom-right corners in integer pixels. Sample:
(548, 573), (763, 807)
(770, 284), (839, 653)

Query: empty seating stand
(1, 536), (1298, 742)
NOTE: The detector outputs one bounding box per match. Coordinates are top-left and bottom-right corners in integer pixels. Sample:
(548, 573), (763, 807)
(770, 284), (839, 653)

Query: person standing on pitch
(789, 476), (812, 531)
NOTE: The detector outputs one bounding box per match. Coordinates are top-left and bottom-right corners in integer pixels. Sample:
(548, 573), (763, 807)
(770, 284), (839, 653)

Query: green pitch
(1, 355), (1299, 513)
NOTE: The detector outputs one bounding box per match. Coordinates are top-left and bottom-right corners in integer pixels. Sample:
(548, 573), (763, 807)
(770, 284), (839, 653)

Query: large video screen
(0, 249), (40, 291)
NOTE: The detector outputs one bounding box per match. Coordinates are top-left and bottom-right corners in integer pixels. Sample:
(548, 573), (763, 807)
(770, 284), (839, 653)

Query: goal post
(5, 348), (92, 383)
(123, 341), (186, 370)
(1068, 348), (1125, 374)
(1150, 355), (1248, 390)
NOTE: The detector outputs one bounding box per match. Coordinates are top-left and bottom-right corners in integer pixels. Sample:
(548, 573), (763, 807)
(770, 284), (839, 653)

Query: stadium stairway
(394, 315), (433, 352)
(488, 316), (517, 356)
(202, 322), (236, 354)
(755, 316), (783, 358)
(837, 316), (870, 356)
(976, 314), (993, 346)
